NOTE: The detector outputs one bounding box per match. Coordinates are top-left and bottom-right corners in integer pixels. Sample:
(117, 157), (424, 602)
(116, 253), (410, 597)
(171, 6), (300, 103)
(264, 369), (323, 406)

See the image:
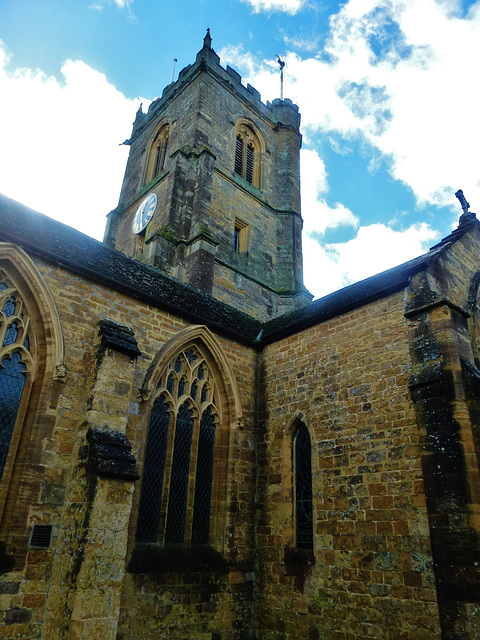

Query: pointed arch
(234, 117), (265, 189)
(136, 326), (240, 549)
(0, 243), (66, 520)
(281, 413), (316, 550)
(0, 244), (65, 379)
(141, 325), (242, 423)
(293, 422), (314, 548)
(144, 120), (170, 185)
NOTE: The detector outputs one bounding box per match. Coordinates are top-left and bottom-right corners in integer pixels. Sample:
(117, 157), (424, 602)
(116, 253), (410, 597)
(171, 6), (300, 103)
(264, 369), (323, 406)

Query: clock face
(132, 193), (157, 234)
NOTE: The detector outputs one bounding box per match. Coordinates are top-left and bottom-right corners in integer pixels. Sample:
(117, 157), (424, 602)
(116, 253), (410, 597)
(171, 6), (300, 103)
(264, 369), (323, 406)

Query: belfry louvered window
(235, 136), (243, 175)
(245, 144), (254, 183)
(234, 124), (260, 188)
(294, 423), (313, 548)
(0, 276), (33, 482)
(137, 346), (219, 545)
(145, 124), (169, 184)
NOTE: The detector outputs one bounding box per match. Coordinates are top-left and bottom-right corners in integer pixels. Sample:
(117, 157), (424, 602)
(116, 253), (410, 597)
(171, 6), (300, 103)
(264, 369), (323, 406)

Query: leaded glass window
(137, 346), (219, 545)
(0, 353), (26, 479)
(191, 407), (216, 544)
(0, 275), (33, 483)
(3, 297), (16, 317)
(4, 322), (19, 347)
(165, 402), (194, 543)
(136, 395), (170, 542)
(294, 424), (313, 548)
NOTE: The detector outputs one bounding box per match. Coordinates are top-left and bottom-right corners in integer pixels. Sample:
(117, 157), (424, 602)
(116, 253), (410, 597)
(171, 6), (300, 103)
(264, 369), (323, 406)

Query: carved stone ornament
(239, 127), (252, 140)
(53, 363), (67, 381)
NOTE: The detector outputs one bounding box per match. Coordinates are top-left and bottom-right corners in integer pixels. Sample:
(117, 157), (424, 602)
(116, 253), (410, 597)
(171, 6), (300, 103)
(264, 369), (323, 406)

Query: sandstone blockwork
(1, 31), (480, 640)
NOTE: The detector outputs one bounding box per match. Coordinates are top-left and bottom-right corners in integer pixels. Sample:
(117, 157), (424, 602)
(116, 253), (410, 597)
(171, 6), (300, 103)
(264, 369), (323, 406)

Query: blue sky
(1, 0), (479, 298)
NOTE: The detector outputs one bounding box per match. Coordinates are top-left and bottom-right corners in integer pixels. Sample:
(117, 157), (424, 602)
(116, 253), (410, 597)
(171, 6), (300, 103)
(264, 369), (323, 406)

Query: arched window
(293, 423), (313, 548)
(145, 124), (170, 185)
(137, 346), (219, 545)
(0, 275), (34, 483)
(234, 120), (263, 188)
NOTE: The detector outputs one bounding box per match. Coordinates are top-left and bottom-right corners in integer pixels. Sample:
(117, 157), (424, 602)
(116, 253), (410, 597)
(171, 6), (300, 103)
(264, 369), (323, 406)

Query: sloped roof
(0, 194), (262, 346)
(0, 193), (474, 348)
(262, 215), (480, 343)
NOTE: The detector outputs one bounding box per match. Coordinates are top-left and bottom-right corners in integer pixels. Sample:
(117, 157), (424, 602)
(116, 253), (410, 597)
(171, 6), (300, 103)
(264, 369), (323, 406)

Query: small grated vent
(30, 524), (52, 548)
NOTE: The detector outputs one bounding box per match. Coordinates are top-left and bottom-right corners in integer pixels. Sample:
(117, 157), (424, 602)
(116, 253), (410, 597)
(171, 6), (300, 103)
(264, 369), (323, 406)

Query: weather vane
(275, 55), (285, 100)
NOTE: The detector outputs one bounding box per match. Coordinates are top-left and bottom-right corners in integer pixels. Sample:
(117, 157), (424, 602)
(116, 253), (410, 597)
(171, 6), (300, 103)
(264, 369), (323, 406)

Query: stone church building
(1, 31), (480, 640)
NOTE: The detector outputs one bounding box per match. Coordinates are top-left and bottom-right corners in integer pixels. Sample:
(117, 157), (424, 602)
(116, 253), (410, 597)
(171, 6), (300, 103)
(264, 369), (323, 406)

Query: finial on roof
(204, 28), (212, 50)
(455, 189), (477, 228)
(455, 189), (470, 214)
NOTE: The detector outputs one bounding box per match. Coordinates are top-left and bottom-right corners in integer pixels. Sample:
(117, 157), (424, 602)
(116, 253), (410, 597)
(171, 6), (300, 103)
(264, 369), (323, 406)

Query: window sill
(284, 546), (315, 574)
(128, 543), (229, 574)
(232, 173), (262, 198)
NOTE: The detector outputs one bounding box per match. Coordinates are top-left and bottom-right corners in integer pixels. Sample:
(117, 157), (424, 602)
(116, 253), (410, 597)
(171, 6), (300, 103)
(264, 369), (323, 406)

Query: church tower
(105, 30), (312, 320)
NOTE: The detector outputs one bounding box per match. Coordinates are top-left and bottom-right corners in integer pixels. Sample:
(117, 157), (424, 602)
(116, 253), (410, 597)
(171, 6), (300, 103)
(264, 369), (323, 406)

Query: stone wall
(0, 255), (258, 640)
(257, 292), (442, 640)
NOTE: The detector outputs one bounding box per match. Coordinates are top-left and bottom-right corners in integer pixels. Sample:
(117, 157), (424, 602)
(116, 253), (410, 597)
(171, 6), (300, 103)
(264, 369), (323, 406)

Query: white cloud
(303, 221), (439, 298)
(298, 148), (438, 299)
(221, 0), (480, 297)
(241, 0), (306, 14)
(223, 0), (480, 211)
(89, 0), (133, 9)
(300, 149), (359, 235)
(0, 41), (142, 240)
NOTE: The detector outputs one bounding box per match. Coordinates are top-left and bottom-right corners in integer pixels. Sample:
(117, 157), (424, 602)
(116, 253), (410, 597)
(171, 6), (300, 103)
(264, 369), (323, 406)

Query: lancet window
(293, 423), (313, 548)
(136, 346), (219, 545)
(0, 274), (33, 482)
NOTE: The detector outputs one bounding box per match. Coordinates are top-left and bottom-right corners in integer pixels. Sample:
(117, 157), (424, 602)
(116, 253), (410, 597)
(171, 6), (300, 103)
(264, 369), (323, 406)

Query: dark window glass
(178, 377), (186, 397)
(191, 407), (216, 544)
(136, 395), (170, 542)
(138, 349), (218, 547)
(3, 322), (19, 347)
(3, 297), (16, 317)
(165, 402), (194, 543)
(294, 424), (314, 548)
(184, 349), (197, 364)
(0, 353), (26, 480)
(0, 280), (7, 291)
(191, 380), (198, 401)
(233, 227), (240, 253)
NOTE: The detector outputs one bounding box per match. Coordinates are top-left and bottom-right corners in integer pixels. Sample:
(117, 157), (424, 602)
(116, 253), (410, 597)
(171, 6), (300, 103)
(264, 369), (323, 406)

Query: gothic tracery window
(137, 346), (219, 545)
(293, 423), (313, 548)
(0, 275), (33, 482)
